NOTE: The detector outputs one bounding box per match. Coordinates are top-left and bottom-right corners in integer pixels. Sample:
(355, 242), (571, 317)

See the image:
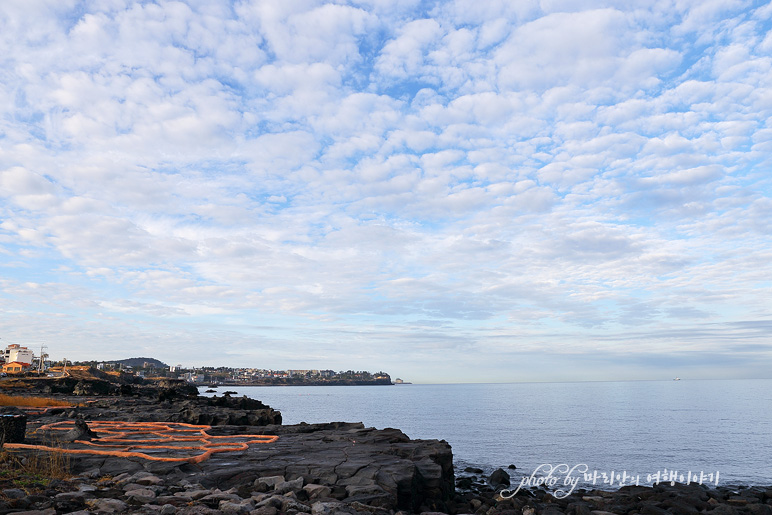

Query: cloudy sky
(1, 0), (771, 383)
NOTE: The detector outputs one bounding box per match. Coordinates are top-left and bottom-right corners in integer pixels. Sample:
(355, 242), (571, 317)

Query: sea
(199, 379), (772, 489)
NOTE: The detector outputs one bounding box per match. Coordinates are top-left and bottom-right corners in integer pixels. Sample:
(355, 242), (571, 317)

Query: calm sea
(200, 379), (772, 487)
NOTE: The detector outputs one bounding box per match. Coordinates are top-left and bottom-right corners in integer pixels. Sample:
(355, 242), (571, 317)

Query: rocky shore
(1, 376), (770, 515)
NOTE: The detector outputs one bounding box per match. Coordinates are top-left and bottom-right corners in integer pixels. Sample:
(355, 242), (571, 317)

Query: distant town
(0, 343), (406, 386)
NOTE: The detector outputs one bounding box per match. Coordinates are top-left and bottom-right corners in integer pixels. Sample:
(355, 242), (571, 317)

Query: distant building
(288, 369), (318, 377)
(2, 344), (34, 365)
(2, 361), (31, 374)
(184, 372), (205, 383)
(394, 378), (404, 384)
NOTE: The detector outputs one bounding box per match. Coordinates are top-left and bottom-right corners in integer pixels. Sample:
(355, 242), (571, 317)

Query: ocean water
(200, 379), (772, 487)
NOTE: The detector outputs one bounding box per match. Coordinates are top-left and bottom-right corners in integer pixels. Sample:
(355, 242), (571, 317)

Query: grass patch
(0, 443), (72, 490)
(0, 394), (71, 408)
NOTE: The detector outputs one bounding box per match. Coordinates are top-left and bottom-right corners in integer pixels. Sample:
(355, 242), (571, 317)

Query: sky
(1, 0), (771, 383)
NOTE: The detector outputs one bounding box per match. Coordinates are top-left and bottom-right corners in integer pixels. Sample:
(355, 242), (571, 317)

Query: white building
(2, 344), (34, 365)
(184, 372), (205, 383)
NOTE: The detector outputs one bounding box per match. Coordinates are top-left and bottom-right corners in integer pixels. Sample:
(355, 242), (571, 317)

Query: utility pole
(38, 343), (48, 374)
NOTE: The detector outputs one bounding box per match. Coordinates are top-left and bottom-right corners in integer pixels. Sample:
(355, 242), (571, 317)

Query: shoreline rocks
(1, 382), (770, 514)
(3, 459), (770, 515)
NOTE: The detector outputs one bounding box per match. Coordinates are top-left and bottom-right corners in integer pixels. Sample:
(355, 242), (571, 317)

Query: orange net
(6, 420), (278, 463)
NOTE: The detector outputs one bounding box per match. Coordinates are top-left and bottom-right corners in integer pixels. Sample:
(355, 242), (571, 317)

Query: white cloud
(375, 18), (444, 80)
(0, 0), (770, 382)
(495, 9), (631, 91)
(0, 167), (56, 196)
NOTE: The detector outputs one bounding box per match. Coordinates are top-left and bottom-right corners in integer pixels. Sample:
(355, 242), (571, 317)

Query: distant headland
(1, 349), (395, 386)
(108, 358), (393, 386)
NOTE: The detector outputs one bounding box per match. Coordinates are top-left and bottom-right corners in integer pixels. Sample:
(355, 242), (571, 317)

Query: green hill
(113, 357), (168, 368)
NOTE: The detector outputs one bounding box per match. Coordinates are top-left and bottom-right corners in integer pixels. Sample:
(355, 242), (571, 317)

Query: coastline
(1, 375), (770, 514)
(205, 379), (394, 387)
(201, 380), (772, 488)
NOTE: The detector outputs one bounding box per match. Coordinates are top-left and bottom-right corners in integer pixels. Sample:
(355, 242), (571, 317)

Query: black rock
(567, 501), (593, 515)
(59, 416), (98, 442)
(1, 488), (27, 500)
(456, 477), (474, 490)
(0, 413), (27, 444)
(489, 467), (511, 487)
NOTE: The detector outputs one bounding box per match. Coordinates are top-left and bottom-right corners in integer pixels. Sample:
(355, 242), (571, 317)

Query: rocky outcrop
(57, 416), (98, 442)
(8, 373), (195, 398)
(72, 378), (113, 396)
(24, 420), (454, 513)
(195, 424), (455, 512)
(172, 402), (281, 426)
(4, 460), (772, 514)
(6, 390), (772, 514)
(17, 391), (282, 426)
(18, 387), (453, 514)
(0, 413), (26, 444)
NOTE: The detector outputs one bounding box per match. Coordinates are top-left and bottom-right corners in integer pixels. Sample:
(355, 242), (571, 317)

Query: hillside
(113, 357), (168, 368)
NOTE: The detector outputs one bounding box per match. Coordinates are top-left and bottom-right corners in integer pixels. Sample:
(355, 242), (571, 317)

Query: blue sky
(1, 0), (771, 383)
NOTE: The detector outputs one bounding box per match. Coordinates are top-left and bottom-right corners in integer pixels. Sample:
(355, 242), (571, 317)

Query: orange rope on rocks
(16, 399), (94, 415)
(19, 406), (74, 415)
(5, 420), (278, 463)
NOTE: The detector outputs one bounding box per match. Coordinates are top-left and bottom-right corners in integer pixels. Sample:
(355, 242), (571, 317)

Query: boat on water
(674, 377), (681, 381)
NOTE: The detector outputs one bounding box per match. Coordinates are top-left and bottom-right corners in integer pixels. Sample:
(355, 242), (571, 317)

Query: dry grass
(0, 444), (72, 485)
(0, 394), (71, 408)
